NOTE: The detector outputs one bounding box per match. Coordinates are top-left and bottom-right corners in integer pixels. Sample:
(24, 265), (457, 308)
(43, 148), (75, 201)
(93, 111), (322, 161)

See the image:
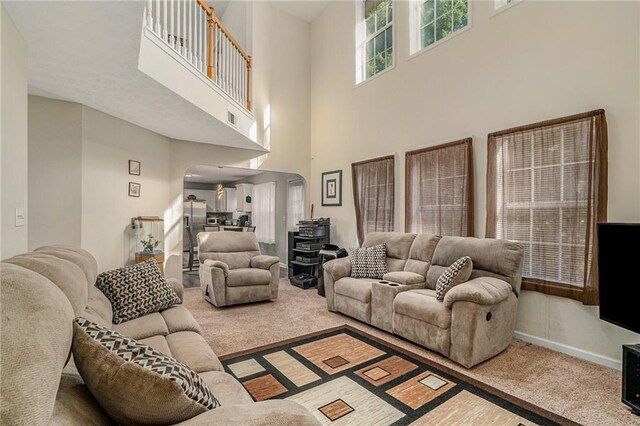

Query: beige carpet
(183, 280), (640, 426)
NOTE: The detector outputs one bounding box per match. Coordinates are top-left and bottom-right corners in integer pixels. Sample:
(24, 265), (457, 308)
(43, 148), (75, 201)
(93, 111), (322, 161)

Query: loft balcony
(4, 0), (264, 152)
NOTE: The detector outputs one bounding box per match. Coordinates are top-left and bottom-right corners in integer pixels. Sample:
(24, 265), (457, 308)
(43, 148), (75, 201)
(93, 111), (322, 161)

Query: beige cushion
(226, 268), (271, 287)
(435, 256), (473, 301)
(394, 290), (452, 329)
(362, 232), (416, 260)
(383, 271), (426, 285)
(166, 332), (224, 373)
(199, 372), (253, 406)
(1, 264), (75, 425)
(72, 318), (219, 425)
(198, 232), (260, 269)
(443, 277), (513, 309)
(161, 305), (202, 334)
(87, 286), (113, 325)
(4, 253), (89, 316)
(138, 335), (173, 356)
(113, 312), (169, 340)
(335, 278), (377, 303)
(35, 245), (98, 286)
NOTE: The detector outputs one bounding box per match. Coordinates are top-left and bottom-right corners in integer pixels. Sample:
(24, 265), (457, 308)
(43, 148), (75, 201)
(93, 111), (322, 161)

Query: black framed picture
(129, 182), (141, 197)
(322, 170), (342, 206)
(129, 160), (141, 175)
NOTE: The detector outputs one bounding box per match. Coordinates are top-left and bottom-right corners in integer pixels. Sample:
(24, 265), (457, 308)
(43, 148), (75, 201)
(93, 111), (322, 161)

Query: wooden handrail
(196, 0), (212, 15)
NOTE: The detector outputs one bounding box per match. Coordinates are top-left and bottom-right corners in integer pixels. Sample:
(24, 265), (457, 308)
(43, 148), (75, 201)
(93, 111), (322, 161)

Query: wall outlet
(15, 208), (25, 227)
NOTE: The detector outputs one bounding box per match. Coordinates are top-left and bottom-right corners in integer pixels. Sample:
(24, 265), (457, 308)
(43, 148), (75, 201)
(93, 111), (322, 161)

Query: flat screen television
(598, 222), (640, 334)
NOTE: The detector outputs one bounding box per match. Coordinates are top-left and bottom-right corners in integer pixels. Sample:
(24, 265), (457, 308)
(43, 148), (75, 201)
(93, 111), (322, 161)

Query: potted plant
(140, 234), (161, 254)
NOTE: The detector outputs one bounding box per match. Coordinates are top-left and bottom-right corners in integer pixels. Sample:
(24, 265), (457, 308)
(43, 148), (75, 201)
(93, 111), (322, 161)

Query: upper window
(357, 0), (394, 83)
(405, 139), (474, 236)
(486, 110), (608, 305)
(412, 0), (468, 54)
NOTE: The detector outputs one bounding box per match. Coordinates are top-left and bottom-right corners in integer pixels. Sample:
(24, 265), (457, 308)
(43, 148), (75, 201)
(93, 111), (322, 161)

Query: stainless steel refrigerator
(183, 200), (206, 250)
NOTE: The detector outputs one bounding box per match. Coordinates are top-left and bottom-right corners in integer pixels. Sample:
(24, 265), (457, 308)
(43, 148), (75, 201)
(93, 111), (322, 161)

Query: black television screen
(598, 223), (640, 334)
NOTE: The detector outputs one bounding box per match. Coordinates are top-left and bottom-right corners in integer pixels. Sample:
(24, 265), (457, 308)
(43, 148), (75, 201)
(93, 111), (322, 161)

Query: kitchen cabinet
(235, 184), (253, 212)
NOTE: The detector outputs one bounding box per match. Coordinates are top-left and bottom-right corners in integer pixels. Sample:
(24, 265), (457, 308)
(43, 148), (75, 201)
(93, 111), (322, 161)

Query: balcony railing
(144, 0), (252, 111)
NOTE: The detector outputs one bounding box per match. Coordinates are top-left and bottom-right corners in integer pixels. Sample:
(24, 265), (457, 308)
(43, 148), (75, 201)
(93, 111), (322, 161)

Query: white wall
(221, 0), (250, 53)
(1, 6), (28, 259)
(309, 0), (640, 363)
(28, 96), (82, 249)
(80, 106), (172, 272)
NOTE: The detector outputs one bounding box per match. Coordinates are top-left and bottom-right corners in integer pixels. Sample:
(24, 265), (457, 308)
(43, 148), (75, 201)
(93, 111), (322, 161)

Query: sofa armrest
(177, 400), (321, 425)
(443, 277), (513, 309)
(250, 255), (280, 270)
(323, 257), (352, 281)
(203, 259), (229, 277)
(166, 277), (184, 303)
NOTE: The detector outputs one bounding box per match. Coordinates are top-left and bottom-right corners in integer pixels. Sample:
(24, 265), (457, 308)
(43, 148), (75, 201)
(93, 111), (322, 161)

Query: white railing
(144, 0), (252, 111)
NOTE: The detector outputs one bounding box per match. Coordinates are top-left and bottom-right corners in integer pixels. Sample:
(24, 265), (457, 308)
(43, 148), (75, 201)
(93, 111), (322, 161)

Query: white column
(169, 0), (175, 48)
(155, 0), (161, 34)
(146, 0), (153, 29)
(181, 0), (186, 56)
(162, 0), (168, 40)
(176, 0), (181, 53)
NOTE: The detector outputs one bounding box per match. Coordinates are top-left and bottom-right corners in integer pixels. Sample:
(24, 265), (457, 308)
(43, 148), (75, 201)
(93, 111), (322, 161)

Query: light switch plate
(15, 208), (25, 227)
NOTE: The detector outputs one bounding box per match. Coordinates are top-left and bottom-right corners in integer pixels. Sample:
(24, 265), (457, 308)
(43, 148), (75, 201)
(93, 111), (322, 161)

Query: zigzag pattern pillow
(73, 317), (219, 424)
(350, 244), (388, 279)
(96, 259), (180, 324)
(435, 256), (473, 301)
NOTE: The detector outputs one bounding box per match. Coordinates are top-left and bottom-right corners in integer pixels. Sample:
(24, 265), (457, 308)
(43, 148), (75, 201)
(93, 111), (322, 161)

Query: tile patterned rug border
(220, 325), (579, 426)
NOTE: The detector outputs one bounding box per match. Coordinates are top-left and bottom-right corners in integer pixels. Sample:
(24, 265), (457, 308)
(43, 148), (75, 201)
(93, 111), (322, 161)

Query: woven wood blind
(352, 155), (395, 245)
(405, 138), (474, 236)
(486, 110), (608, 305)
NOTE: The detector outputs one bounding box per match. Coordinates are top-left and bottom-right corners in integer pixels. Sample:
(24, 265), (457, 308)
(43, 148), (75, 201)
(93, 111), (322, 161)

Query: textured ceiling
(4, 0), (264, 152)
(185, 165), (264, 184)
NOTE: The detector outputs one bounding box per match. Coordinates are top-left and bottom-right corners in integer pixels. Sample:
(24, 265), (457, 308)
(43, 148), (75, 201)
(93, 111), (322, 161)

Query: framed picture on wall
(129, 160), (141, 175)
(129, 182), (141, 197)
(322, 170), (342, 206)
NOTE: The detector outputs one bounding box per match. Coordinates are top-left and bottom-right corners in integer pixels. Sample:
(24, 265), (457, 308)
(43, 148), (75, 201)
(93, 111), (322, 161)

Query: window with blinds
(352, 155), (395, 245)
(405, 138), (474, 236)
(486, 110), (608, 305)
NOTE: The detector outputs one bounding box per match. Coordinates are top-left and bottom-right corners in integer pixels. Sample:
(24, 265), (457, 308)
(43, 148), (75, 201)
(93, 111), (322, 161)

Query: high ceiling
(269, 1), (332, 23)
(184, 165), (264, 184)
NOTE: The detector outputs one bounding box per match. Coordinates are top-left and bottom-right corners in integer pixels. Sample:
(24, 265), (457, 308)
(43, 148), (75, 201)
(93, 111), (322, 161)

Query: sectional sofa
(323, 232), (524, 368)
(1, 245), (318, 425)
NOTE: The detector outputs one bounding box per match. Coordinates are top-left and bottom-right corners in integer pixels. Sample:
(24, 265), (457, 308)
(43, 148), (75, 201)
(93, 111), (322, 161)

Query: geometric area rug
(220, 326), (577, 425)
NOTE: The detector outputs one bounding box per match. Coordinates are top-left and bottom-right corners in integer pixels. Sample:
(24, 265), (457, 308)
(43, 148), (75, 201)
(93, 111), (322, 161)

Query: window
(352, 155), (395, 245)
(287, 179), (305, 230)
(253, 181), (276, 244)
(486, 110), (608, 305)
(413, 0), (468, 53)
(406, 138), (474, 236)
(494, 0), (516, 10)
(357, 0), (394, 82)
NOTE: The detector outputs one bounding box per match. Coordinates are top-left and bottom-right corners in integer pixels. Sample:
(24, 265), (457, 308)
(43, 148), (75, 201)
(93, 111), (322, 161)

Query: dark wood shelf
(293, 248), (319, 254)
(291, 261), (319, 267)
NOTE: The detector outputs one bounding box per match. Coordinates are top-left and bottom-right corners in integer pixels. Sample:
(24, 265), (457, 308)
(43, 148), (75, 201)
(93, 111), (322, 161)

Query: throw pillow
(350, 244), (388, 279)
(435, 256), (473, 301)
(72, 317), (219, 425)
(96, 259), (180, 324)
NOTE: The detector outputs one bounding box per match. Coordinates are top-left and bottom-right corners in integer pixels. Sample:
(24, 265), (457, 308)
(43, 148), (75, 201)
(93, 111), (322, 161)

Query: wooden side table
(135, 252), (165, 275)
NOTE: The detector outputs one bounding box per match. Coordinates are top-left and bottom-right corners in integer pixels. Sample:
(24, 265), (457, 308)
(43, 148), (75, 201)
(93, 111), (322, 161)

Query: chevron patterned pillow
(350, 244), (388, 279)
(435, 256), (474, 301)
(96, 259), (180, 324)
(72, 317), (220, 425)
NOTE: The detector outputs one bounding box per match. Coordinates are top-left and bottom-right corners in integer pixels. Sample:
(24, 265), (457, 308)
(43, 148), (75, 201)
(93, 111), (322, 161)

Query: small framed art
(129, 160), (141, 176)
(322, 170), (342, 206)
(129, 182), (141, 197)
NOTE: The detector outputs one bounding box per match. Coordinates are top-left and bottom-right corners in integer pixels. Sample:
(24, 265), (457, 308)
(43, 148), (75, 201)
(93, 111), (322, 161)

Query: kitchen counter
(220, 226), (247, 232)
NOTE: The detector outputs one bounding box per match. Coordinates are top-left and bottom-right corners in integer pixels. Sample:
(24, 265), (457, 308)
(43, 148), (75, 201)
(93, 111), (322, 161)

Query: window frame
(404, 138), (474, 236)
(486, 110), (608, 305)
(356, 0), (396, 85)
(409, 0), (472, 58)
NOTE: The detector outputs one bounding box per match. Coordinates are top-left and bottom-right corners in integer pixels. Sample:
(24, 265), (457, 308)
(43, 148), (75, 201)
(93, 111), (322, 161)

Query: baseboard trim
(514, 331), (622, 370)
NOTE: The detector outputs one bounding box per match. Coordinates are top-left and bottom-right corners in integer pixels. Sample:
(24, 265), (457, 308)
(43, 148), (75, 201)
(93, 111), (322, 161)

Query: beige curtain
(405, 138), (474, 236)
(486, 110), (607, 305)
(352, 155), (395, 245)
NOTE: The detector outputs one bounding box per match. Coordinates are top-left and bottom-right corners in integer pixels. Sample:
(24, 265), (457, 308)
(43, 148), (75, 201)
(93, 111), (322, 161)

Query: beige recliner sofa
(0, 245), (318, 425)
(323, 232), (524, 368)
(198, 232), (280, 307)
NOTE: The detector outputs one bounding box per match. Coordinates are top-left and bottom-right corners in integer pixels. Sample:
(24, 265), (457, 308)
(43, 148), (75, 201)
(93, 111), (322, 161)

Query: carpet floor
(183, 280), (640, 426)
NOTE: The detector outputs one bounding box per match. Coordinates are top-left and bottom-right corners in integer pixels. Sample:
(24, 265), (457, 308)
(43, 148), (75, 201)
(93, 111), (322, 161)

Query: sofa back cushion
(1, 263), (75, 425)
(362, 232), (417, 272)
(4, 253), (89, 316)
(427, 236), (524, 294)
(34, 245), (98, 287)
(198, 232), (260, 269)
(404, 233), (441, 278)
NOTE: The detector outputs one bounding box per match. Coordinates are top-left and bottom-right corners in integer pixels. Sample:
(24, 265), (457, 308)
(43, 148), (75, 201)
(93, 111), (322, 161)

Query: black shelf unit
(288, 219), (330, 287)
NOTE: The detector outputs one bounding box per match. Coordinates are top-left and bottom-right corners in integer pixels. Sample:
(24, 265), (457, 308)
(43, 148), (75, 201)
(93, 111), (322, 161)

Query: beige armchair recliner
(198, 232), (280, 307)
